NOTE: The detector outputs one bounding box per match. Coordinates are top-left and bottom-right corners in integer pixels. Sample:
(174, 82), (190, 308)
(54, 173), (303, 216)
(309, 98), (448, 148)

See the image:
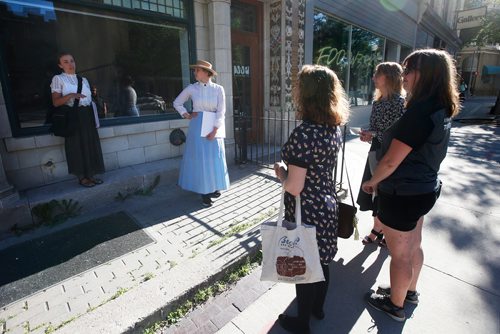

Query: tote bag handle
(277, 188), (302, 228)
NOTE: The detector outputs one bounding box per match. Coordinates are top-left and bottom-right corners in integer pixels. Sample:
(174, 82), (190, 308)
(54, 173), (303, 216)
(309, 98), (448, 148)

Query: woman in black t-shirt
(362, 49), (460, 321)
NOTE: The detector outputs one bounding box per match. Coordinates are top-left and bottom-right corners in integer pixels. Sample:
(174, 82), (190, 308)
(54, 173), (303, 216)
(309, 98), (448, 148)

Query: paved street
(0, 96), (498, 334)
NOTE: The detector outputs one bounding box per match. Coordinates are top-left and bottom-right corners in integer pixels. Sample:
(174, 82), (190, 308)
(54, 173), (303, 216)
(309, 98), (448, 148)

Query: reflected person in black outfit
(91, 86), (107, 118)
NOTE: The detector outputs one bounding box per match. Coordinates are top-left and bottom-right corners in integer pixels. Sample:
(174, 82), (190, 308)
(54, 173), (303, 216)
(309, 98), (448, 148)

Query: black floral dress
(281, 121), (342, 265)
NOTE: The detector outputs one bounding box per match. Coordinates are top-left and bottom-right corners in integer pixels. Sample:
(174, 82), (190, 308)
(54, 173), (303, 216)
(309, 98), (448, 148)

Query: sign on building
(456, 6), (487, 30)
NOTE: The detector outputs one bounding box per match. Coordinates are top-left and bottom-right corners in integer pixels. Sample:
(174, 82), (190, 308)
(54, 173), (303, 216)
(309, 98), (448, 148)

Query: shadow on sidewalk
(266, 246), (390, 334)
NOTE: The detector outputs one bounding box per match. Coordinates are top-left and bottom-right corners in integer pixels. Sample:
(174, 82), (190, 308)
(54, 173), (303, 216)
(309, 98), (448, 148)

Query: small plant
(115, 175), (161, 201)
(110, 287), (129, 300)
(31, 199), (82, 226)
(143, 272), (155, 282)
(143, 252), (262, 333)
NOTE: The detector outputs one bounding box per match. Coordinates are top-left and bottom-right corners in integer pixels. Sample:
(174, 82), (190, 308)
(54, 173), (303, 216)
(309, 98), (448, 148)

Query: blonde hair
(373, 62), (404, 101)
(403, 49), (460, 117)
(295, 65), (349, 126)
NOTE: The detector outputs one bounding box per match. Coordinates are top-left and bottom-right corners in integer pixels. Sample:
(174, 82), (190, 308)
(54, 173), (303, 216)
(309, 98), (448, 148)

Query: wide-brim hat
(189, 60), (217, 76)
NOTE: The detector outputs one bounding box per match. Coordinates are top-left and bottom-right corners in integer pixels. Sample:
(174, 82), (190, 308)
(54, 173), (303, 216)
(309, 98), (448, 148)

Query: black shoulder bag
(50, 75), (82, 137)
(335, 125), (359, 239)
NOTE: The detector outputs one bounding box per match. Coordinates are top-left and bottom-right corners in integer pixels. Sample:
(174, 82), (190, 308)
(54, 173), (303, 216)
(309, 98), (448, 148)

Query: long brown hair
(373, 62), (403, 101)
(403, 49), (460, 117)
(294, 65), (349, 126)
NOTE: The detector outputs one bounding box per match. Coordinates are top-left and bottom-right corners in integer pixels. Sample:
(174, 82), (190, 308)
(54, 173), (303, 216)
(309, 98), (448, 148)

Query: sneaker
(201, 195), (213, 207)
(366, 293), (406, 322)
(376, 285), (419, 304)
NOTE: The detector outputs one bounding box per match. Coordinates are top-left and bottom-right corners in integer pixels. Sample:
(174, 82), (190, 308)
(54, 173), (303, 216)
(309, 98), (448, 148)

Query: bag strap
(72, 75), (83, 108)
(277, 187), (302, 227)
(343, 159), (356, 207)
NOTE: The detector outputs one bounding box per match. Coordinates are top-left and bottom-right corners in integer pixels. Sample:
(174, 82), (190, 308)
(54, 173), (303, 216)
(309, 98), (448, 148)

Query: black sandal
(362, 229), (383, 245)
(91, 178), (103, 185)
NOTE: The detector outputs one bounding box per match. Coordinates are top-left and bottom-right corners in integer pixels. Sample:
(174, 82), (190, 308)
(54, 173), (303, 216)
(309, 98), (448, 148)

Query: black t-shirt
(379, 98), (452, 195)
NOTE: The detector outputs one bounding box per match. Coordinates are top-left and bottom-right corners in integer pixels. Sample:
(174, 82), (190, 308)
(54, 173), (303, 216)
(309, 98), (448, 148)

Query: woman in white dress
(173, 60), (230, 207)
(51, 53), (104, 187)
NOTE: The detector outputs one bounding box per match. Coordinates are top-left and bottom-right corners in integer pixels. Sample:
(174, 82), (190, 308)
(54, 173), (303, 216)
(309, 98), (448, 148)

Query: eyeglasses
(402, 67), (417, 76)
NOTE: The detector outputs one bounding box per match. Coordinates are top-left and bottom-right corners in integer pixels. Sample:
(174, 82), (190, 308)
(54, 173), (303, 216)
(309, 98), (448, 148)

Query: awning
(482, 65), (500, 76)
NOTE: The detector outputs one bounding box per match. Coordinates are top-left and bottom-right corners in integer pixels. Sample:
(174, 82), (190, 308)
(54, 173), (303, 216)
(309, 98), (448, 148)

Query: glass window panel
(350, 27), (384, 106)
(0, 0), (191, 129)
(231, 2), (257, 32)
(312, 12), (349, 87)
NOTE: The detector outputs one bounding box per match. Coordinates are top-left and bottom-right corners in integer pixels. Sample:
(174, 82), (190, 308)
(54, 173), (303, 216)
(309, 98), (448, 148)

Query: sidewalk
(164, 96), (500, 334)
(0, 97), (498, 334)
(0, 163), (284, 334)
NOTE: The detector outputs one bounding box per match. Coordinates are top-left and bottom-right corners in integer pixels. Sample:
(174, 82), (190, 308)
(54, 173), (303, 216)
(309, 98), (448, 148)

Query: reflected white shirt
(50, 73), (92, 107)
(173, 80), (226, 129)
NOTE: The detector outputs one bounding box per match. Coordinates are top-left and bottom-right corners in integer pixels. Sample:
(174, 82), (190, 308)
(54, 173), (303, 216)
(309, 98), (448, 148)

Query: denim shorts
(377, 187), (441, 232)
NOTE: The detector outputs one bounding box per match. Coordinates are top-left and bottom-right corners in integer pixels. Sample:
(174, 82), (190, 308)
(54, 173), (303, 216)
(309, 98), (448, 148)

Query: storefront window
(313, 11), (384, 106)
(350, 27), (384, 106)
(0, 0), (191, 134)
(313, 12), (349, 86)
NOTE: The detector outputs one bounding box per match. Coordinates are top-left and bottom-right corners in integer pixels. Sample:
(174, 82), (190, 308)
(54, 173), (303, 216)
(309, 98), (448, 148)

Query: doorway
(231, 0), (263, 162)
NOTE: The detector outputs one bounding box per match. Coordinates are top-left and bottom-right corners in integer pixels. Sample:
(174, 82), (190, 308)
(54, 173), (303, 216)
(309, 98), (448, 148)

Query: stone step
(0, 157), (182, 236)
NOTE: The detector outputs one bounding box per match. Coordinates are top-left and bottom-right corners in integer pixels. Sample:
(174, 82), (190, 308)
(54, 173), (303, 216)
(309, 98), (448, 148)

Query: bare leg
(382, 217), (424, 307)
(409, 217), (424, 291)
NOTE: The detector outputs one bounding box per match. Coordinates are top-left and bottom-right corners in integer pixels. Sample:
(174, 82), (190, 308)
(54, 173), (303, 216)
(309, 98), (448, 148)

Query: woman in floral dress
(274, 64), (350, 333)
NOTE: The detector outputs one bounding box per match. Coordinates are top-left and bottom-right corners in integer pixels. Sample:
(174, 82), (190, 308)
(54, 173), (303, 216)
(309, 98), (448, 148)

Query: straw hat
(189, 60), (217, 76)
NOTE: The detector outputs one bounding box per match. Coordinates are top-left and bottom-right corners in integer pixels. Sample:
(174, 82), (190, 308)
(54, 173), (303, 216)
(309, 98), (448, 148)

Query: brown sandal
(79, 178), (95, 187)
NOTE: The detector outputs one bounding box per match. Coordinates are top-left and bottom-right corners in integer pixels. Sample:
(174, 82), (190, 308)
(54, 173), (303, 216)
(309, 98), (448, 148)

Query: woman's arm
(51, 92), (85, 107)
(173, 85), (192, 118)
(274, 162), (306, 196)
(362, 139), (412, 194)
(207, 85), (226, 140)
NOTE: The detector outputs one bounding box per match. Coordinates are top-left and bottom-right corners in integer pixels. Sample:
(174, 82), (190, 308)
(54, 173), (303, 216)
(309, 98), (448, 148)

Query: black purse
(335, 126), (359, 239)
(50, 75), (82, 137)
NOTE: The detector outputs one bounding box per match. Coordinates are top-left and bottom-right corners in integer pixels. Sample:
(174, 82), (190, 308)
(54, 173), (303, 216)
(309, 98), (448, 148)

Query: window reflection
(314, 11), (405, 107)
(350, 27), (384, 106)
(313, 12), (349, 86)
(0, 0), (190, 129)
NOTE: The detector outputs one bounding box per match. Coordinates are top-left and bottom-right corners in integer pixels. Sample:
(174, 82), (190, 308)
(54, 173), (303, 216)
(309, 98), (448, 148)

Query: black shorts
(377, 188), (441, 232)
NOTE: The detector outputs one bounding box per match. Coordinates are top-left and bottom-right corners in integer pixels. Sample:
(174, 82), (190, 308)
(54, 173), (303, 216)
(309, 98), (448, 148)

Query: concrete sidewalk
(165, 96), (500, 334)
(0, 96), (498, 334)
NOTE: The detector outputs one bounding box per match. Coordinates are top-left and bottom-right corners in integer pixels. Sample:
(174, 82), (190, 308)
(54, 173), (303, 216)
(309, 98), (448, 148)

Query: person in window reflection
(356, 62), (405, 248)
(173, 60), (230, 207)
(274, 65), (349, 334)
(362, 49), (460, 321)
(51, 52), (105, 188)
(91, 86), (108, 118)
(118, 75), (139, 117)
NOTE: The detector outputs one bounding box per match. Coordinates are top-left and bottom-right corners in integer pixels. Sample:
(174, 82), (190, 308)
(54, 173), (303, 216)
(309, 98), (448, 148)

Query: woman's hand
(206, 127), (217, 140)
(362, 179), (377, 194)
(72, 93), (86, 99)
(360, 130), (373, 142)
(274, 161), (287, 182)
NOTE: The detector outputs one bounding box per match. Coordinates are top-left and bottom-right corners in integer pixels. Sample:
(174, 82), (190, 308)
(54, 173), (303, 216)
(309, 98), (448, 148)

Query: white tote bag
(260, 189), (325, 284)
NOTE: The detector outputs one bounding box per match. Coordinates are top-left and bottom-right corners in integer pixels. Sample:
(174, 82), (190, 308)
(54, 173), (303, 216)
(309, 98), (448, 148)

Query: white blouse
(50, 73), (92, 107)
(173, 80), (226, 129)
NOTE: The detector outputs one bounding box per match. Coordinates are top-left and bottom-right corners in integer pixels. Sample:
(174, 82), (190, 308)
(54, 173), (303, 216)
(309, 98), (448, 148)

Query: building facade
(0, 0), (463, 206)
